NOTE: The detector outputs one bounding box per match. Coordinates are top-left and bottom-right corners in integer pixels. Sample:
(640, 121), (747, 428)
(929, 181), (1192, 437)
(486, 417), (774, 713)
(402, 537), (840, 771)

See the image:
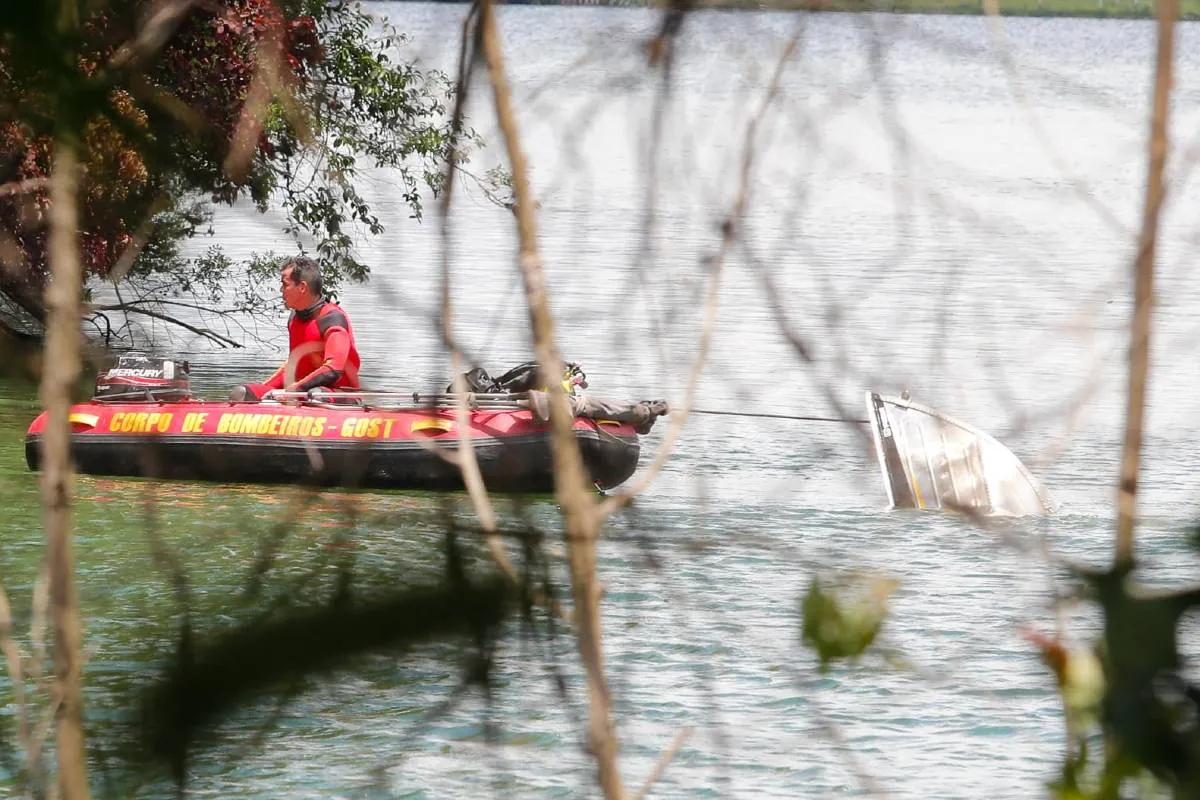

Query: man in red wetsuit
(230, 257), (361, 401)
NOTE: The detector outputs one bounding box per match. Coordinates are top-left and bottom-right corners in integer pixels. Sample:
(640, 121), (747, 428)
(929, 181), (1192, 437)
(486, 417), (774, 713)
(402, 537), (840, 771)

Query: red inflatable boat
(23, 356), (641, 492)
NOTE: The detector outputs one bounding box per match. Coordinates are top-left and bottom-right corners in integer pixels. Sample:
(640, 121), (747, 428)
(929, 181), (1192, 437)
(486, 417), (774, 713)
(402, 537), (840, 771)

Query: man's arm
(261, 312), (294, 392)
(262, 364), (286, 391)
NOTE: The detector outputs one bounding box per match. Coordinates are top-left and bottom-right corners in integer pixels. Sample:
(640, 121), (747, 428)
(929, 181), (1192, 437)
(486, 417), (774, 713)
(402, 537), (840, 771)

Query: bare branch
(0, 178), (48, 197)
(598, 28), (803, 520)
(106, 193), (173, 283)
(223, 13), (312, 183)
(109, 0), (200, 70)
(634, 726), (692, 800)
(981, 3), (1130, 240)
(98, 304), (244, 348)
(477, 1), (625, 795)
(222, 31), (283, 182)
(433, 4), (518, 589)
(807, 695), (892, 798)
(1116, 0), (1177, 567)
(42, 140), (91, 800)
(0, 584), (38, 794)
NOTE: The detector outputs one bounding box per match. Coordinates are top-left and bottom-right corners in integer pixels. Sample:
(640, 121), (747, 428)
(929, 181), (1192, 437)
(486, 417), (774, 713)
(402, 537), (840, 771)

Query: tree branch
(0, 177), (48, 197)
(436, 5), (522, 591)
(634, 727), (692, 800)
(477, 1), (625, 796)
(93, 298), (266, 316)
(0, 583), (38, 791)
(42, 139), (91, 800)
(1116, 0), (1177, 567)
(101, 304), (244, 348)
(598, 29), (802, 520)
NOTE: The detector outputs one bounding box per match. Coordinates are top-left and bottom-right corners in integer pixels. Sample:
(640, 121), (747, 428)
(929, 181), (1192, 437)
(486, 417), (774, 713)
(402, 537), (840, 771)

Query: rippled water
(4, 4), (1200, 797)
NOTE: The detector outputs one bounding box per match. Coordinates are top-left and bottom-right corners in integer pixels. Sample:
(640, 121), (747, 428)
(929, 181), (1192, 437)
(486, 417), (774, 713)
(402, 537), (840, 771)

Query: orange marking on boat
(108, 411), (173, 434)
(410, 418), (453, 434)
(217, 413), (326, 437)
(181, 412), (208, 433)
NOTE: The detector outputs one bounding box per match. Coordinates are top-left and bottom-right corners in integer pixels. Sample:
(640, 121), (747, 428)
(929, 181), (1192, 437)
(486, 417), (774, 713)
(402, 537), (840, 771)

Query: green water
(0, 384), (42, 593)
(0, 379), (539, 796)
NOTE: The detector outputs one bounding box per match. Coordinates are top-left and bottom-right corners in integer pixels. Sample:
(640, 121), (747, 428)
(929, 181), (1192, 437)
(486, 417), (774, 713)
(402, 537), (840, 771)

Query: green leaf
(800, 574), (896, 673)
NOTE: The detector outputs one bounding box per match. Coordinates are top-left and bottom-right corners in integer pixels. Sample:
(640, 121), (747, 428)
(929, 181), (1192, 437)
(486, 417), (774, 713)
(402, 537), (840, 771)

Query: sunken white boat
(865, 392), (1057, 516)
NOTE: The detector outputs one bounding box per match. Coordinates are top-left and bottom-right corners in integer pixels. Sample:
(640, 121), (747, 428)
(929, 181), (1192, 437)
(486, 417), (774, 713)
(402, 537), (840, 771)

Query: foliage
(0, 0), (497, 345)
(800, 573), (896, 673)
(1034, 562), (1200, 799)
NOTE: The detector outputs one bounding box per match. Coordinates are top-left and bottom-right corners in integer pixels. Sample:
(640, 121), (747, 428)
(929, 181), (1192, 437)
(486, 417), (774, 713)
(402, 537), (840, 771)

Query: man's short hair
(284, 257), (323, 297)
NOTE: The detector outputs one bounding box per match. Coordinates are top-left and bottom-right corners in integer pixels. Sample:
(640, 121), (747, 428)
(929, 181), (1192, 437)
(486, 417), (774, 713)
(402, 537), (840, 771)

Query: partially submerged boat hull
(24, 401), (641, 492)
(865, 391), (1057, 516)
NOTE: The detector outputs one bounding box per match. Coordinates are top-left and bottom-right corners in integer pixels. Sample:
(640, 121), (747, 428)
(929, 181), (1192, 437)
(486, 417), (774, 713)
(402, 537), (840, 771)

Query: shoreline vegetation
(398, 0), (1199, 20)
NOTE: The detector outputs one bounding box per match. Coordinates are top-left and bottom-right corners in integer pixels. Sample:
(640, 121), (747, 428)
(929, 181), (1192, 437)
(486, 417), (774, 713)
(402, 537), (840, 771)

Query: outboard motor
(94, 353), (191, 402)
(445, 361), (589, 396)
(493, 361), (588, 395)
